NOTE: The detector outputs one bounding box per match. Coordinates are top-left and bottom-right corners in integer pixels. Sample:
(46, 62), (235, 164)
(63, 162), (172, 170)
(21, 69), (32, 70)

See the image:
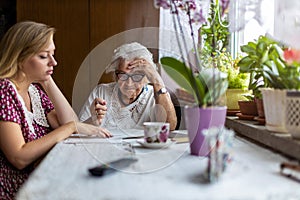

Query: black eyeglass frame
(115, 72), (145, 82)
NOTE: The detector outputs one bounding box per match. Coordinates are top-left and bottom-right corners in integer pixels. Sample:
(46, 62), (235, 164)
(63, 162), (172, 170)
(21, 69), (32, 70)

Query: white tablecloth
(16, 129), (300, 200)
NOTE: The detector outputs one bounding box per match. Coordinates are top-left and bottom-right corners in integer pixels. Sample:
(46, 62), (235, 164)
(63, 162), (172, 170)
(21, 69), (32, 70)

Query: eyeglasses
(116, 72), (145, 82)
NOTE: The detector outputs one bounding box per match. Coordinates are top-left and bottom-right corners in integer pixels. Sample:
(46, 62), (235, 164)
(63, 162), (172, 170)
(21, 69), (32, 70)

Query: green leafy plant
(267, 48), (300, 90)
(198, 0), (246, 92)
(161, 57), (228, 107)
(201, 50), (249, 89)
(238, 35), (278, 98)
(199, 0), (229, 56)
(238, 35), (300, 99)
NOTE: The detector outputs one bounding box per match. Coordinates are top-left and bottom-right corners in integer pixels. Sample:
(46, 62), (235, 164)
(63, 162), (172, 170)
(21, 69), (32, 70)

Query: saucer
(136, 139), (175, 149)
(254, 116), (266, 125)
(236, 113), (255, 120)
(226, 109), (240, 116)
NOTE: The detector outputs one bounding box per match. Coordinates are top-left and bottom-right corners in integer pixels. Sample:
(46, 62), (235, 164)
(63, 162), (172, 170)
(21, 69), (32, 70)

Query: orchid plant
(155, 0), (230, 107)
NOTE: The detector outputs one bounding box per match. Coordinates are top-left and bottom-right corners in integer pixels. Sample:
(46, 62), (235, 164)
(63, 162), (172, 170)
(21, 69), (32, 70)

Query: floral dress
(0, 79), (54, 199)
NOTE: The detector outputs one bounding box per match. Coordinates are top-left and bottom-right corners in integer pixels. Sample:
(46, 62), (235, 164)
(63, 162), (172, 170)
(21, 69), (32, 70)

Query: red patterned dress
(0, 79), (54, 199)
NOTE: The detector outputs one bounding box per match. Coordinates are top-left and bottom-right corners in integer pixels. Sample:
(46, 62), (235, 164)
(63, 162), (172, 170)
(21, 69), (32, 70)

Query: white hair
(105, 42), (156, 73)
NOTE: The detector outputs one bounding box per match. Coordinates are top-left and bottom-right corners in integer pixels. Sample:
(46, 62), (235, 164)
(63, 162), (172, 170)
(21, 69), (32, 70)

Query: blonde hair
(0, 21), (56, 79)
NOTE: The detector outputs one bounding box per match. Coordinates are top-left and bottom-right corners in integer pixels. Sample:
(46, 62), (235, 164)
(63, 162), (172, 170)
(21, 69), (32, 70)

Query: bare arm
(40, 76), (78, 125)
(129, 61), (177, 130)
(0, 119), (111, 170)
(0, 121), (76, 170)
(151, 83), (177, 131)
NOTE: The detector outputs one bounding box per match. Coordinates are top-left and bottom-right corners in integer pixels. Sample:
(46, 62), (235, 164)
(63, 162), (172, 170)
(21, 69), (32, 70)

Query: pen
(280, 162), (300, 172)
(122, 136), (144, 140)
(280, 162), (300, 183)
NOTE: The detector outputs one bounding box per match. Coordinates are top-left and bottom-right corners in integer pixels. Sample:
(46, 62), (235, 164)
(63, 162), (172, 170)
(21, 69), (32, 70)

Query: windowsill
(226, 116), (300, 161)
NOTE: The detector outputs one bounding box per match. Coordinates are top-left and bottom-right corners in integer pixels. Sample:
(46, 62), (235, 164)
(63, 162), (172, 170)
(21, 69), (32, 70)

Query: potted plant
(237, 36), (279, 122)
(238, 35), (280, 94)
(161, 57), (228, 107)
(161, 59), (228, 156)
(238, 35), (300, 132)
(213, 51), (250, 115)
(265, 48), (300, 136)
(155, 0), (230, 156)
(197, 0), (250, 115)
(237, 35), (278, 124)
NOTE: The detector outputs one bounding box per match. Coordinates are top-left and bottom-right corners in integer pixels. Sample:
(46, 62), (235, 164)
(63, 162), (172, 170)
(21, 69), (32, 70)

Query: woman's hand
(128, 59), (165, 86)
(90, 98), (107, 126)
(75, 122), (112, 138)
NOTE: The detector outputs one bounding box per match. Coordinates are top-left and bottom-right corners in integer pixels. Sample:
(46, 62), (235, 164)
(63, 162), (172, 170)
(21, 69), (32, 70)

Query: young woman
(0, 21), (112, 199)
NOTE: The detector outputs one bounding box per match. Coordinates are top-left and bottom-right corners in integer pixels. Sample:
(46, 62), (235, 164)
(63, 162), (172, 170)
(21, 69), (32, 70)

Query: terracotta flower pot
(225, 89), (252, 110)
(238, 100), (258, 116)
(255, 98), (265, 118)
(254, 98), (265, 125)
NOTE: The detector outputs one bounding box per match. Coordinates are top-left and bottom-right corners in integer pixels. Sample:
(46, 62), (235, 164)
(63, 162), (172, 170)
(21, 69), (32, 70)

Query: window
(230, 0), (274, 57)
(158, 0), (277, 90)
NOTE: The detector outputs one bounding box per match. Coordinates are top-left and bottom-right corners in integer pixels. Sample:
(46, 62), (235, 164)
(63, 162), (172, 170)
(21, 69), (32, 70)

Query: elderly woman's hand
(128, 58), (148, 68)
(128, 60), (165, 86)
(90, 98), (107, 126)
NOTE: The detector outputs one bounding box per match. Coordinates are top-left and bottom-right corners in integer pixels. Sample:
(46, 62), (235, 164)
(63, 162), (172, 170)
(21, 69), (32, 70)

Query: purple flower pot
(184, 106), (227, 156)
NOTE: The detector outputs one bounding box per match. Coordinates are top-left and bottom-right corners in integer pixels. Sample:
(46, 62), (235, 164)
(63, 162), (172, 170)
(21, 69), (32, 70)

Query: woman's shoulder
(0, 78), (11, 87)
(94, 82), (116, 91)
(0, 78), (16, 95)
(87, 82), (116, 99)
(96, 82), (116, 88)
(0, 79), (19, 111)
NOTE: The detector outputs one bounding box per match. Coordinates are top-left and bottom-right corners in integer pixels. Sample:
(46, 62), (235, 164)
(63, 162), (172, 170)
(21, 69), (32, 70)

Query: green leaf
(238, 57), (255, 73)
(273, 58), (286, 75)
(260, 49), (269, 63)
(160, 57), (204, 105)
(160, 57), (194, 93)
(256, 42), (267, 56)
(240, 43), (256, 54)
(162, 64), (194, 93)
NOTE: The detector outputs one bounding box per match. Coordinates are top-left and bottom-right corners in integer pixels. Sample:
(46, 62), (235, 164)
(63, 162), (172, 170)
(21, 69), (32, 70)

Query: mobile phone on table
(88, 157), (138, 177)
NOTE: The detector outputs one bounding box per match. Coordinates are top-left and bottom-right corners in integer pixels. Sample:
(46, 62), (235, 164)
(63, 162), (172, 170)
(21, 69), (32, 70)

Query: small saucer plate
(226, 109), (240, 116)
(136, 139), (175, 149)
(236, 113), (255, 120)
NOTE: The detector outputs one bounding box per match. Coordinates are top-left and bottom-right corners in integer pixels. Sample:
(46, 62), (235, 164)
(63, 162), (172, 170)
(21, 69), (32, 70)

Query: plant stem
(187, 5), (202, 72)
(170, 0), (202, 105)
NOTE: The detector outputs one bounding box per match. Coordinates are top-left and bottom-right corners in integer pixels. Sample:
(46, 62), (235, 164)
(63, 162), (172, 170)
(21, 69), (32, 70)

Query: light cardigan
(79, 82), (155, 129)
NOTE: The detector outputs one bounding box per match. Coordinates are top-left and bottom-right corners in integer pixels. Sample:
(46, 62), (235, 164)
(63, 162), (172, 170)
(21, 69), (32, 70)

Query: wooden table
(16, 129), (300, 200)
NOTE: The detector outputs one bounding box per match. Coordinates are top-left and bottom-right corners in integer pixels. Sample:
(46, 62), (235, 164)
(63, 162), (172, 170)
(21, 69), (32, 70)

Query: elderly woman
(79, 42), (177, 130)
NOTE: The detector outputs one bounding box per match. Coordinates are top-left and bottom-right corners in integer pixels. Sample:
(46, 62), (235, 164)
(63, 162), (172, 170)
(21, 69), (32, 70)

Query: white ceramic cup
(143, 122), (170, 143)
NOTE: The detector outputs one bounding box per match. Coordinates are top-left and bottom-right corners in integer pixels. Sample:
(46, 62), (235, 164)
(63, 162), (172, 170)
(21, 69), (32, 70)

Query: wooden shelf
(226, 117), (300, 161)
